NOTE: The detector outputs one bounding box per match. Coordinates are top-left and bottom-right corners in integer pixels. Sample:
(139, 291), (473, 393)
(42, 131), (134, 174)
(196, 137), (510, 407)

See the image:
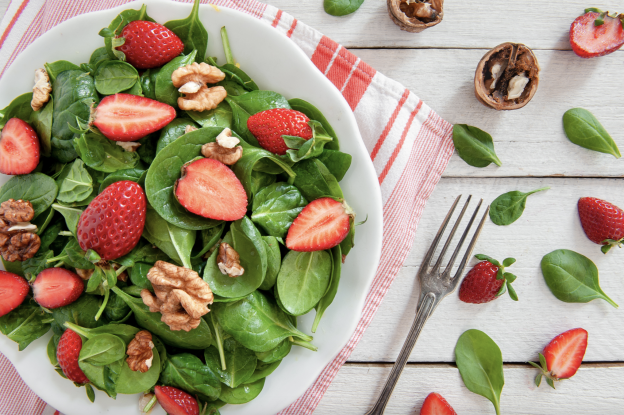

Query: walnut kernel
(185, 125), (198, 134)
(388, 0), (444, 33)
(217, 243), (245, 277)
(201, 128), (243, 165)
(126, 330), (154, 373)
(0, 199), (40, 262)
(116, 141), (141, 152)
(171, 62), (227, 112)
(31, 69), (52, 111)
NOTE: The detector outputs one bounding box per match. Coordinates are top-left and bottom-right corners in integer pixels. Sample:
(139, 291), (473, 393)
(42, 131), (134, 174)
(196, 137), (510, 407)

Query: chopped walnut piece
(111, 263), (128, 282)
(76, 268), (94, 280)
(0, 199), (40, 262)
(171, 62), (227, 112)
(201, 128), (243, 165)
(126, 330), (154, 373)
(140, 261), (214, 332)
(185, 125), (198, 134)
(0, 233), (41, 262)
(116, 141), (141, 152)
(31, 68), (52, 111)
(0, 199), (35, 224)
(216, 128), (239, 148)
(217, 243), (245, 277)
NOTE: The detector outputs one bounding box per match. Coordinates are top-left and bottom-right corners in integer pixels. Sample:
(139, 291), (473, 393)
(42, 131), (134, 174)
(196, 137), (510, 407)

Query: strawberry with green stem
(458, 254), (519, 303)
(578, 197), (624, 254)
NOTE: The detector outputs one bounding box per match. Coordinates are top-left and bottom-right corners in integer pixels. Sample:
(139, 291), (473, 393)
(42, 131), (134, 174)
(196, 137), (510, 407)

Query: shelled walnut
(201, 128), (243, 165)
(474, 43), (540, 111)
(31, 68), (52, 111)
(0, 199), (40, 262)
(217, 242), (245, 277)
(171, 62), (227, 112)
(387, 0), (444, 33)
(126, 330), (154, 373)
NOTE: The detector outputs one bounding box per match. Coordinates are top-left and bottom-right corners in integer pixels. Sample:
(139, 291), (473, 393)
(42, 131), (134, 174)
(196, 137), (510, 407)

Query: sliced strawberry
(286, 197), (352, 252)
(175, 158), (247, 221)
(420, 392), (457, 415)
(247, 108), (313, 155)
(0, 118), (40, 175)
(118, 21), (185, 70)
(570, 12), (624, 58)
(0, 271), (29, 317)
(544, 328), (588, 379)
(32, 268), (84, 309)
(93, 94), (176, 142)
(154, 385), (199, 415)
(57, 328), (89, 384)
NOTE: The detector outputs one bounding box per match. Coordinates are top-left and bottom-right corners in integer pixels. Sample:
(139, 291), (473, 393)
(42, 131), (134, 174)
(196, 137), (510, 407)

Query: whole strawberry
(117, 21), (184, 69)
(77, 181), (146, 260)
(459, 254), (518, 303)
(578, 197), (624, 253)
(247, 108), (313, 155)
(529, 328), (588, 389)
(57, 329), (89, 384)
(570, 9), (624, 58)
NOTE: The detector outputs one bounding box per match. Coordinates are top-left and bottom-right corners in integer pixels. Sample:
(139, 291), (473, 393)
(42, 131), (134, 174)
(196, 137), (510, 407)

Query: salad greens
(563, 108), (621, 158)
(452, 124), (502, 168)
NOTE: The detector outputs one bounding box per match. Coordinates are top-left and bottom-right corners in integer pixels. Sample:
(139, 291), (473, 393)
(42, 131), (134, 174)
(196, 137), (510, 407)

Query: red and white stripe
(0, 1), (453, 414)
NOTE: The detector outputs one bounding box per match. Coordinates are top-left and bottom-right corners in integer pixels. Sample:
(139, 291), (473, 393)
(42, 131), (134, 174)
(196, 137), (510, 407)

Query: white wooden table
(2, 0), (623, 413)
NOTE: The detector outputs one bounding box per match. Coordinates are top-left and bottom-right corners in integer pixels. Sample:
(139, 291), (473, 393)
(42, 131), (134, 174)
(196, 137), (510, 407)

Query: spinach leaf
(142, 205), (196, 269)
(246, 359), (281, 384)
(30, 97), (53, 156)
(61, 237), (95, 270)
(164, 0), (208, 58)
(255, 339), (291, 363)
(155, 50), (198, 107)
(216, 80), (249, 96)
(56, 159), (93, 203)
(114, 347), (161, 394)
(2, 257), (23, 276)
(160, 353), (221, 401)
(489, 187), (549, 226)
(65, 321), (140, 345)
(0, 93), (33, 130)
(186, 101), (232, 129)
(74, 132), (140, 172)
(0, 300), (52, 350)
(89, 47), (110, 72)
(129, 262), (154, 291)
(541, 249), (617, 308)
(44, 61), (80, 84)
(33, 207), (57, 237)
(339, 216), (356, 257)
(213, 290), (312, 353)
(101, 4), (154, 61)
(563, 108), (621, 158)
(140, 69), (157, 99)
(324, 0), (366, 16)
(103, 290), (131, 322)
(79, 333), (126, 366)
(219, 64), (259, 92)
(99, 168), (146, 193)
(52, 203), (82, 235)
(250, 171), (276, 198)
(259, 236), (281, 291)
(317, 150), (352, 182)
(51, 136), (79, 163)
(251, 183), (307, 238)
(94, 60), (139, 95)
(79, 358), (123, 397)
(289, 98), (339, 150)
(452, 124), (502, 168)
(291, 158), (343, 201)
(204, 338), (257, 388)
(50, 294), (103, 335)
(115, 238), (169, 267)
(192, 223), (225, 261)
(155, 118), (197, 155)
(312, 245), (341, 332)
(284, 121), (333, 163)
(225, 91), (291, 146)
(111, 286), (213, 349)
(137, 133), (157, 164)
(22, 250), (54, 282)
(47, 333), (61, 368)
(51, 70), (98, 141)
(276, 250), (332, 316)
(0, 173), (58, 218)
(219, 378), (265, 404)
(145, 127), (226, 230)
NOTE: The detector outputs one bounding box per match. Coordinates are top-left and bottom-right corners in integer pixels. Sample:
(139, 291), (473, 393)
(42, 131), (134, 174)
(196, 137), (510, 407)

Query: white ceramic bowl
(0, 1), (383, 414)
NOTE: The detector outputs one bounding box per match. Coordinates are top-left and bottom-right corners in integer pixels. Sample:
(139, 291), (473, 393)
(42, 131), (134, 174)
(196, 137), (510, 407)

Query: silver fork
(365, 195), (490, 415)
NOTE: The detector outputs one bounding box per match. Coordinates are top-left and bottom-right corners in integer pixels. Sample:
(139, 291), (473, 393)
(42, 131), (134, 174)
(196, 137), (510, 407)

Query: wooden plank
(268, 0), (624, 50)
(346, 177), (624, 363)
(350, 48), (624, 177)
(316, 363), (624, 414)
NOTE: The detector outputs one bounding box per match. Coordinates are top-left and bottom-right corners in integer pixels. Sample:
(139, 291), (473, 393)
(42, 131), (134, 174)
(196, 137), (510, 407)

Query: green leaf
(88, 47), (110, 73)
(546, 377), (556, 389)
(52, 203), (82, 235)
(251, 183), (307, 238)
(563, 108), (621, 158)
(204, 338), (257, 388)
(258, 236), (282, 291)
(44, 60), (80, 83)
(49, 294), (104, 336)
(30, 96), (54, 157)
(219, 378), (265, 404)
(452, 124), (502, 168)
(164, 0), (208, 58)
(73, 132), (140, 173)
(316, 150), (351, 181)
(496, 283), (507, 297)
(56, 159), (93, 203)
(312, 245), (341, 333)
(474, 254), (499, 265)
(504, 272), (517, 283)
(502, 257), (516, 267)
(51, 70), (98, 141)
(324, 0), (365, 16)
(455, 329), (504, 415)
(284, 121), (333, 163)
(535, 373), (543, 387)
(255, 339), (292, 364)
(541, 249), (617, 308)
(86, 384), (95, 402)
(64, 322), (140, 345)
(155, 51), (198, 108)
(99, 168), (146, 193)
(102, 4), (155, 60)
(489, 187), (549, 226)
(0, 300), (52, 351)
(79, 333), (126, 366)
(94, 60), (139, 95)
(142, 205), (196, 269)
(155, 118), (198, 155)
(539, 352), (547, 370)
(288, 98), (340, 150)
(506, 281), (518, 301)
(245, 359), (281, 384)
(186, 102), (232, 130)
(112, 347), (161, 394)
(291, 158), (343, 201)
(160, 353), (221, 401)
(0, 173), (58, 218)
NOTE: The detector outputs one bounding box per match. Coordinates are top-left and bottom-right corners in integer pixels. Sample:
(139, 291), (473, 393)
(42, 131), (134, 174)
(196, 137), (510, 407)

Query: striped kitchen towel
(0, 0), (454, 414)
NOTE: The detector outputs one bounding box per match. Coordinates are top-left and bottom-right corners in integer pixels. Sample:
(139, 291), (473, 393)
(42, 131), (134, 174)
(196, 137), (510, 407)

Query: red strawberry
(420, 392), (457, 415)
(77, 181), (146, 260)
(117, 21), (184, 69)
(154, 385), (199, 415)
(286, 197), (352, 252)
(57, 328), (89, 384)
(0, 118), (40, 175)
(247, 108), (313, 155)
(459, 255), (518, 304)
(530, 328), (588, 388)
(93, 94), (176, 142)
(570, 11), (624, 58)
(578, 197), (624, 253)
(32, 268), (84, 309)
(175, 158), (247, 221)
(0, 271), (29, 317)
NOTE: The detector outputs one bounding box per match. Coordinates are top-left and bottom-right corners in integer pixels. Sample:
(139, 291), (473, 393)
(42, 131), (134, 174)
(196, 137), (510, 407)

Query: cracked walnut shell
(474, 43), (540, 111)
(140, 261), (213, 332)
(171, 62), (227, 112)
(217, 242), (245, 277)
(388, 0), (444, 33)
(0, 199), (40, 262)
(31, 68), (52, 111)
(126, 330), (154, 373)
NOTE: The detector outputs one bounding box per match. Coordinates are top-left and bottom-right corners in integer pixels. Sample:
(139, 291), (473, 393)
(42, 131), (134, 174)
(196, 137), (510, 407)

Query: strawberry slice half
(0, 271), (30, 317)
(0, 118), (40, 175)
(286, 197), (353, 252)
(32, 268), (84, 309)
(175, 158), (247, 221)
(154, 385), (199, 415)
(93, 93), (176, 142)
(420, 392), (457, 415)
(530, 328), (588, 388)
(570, 11), (624, 58)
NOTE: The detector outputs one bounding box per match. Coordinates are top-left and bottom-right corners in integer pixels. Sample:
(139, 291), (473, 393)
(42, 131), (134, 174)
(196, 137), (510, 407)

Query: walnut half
(126, 330), (154, 373)
(140, 261), (214, 332)
(171, 62), (227, 112)
(0, 199), (40, 262)
(388, 0), (444, 33)
(217, 242), (245, 277)
(201, 128), (243, 165)
(31, 68), (52, 111)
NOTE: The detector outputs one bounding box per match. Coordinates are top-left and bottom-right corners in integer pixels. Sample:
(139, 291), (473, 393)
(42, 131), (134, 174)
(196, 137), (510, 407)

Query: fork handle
(365, 292), (437, 415)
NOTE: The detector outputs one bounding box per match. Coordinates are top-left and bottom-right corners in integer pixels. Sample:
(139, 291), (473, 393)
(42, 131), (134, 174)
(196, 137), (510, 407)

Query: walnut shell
(387, 0), (444, 33)
(474, 42), (540, 111)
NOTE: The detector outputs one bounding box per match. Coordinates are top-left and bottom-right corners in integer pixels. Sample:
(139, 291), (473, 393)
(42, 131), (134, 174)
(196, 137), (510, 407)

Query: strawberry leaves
(529, 353), (555, 388)
(475, 254), (519, 301)
(283, 120), (334, 163)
